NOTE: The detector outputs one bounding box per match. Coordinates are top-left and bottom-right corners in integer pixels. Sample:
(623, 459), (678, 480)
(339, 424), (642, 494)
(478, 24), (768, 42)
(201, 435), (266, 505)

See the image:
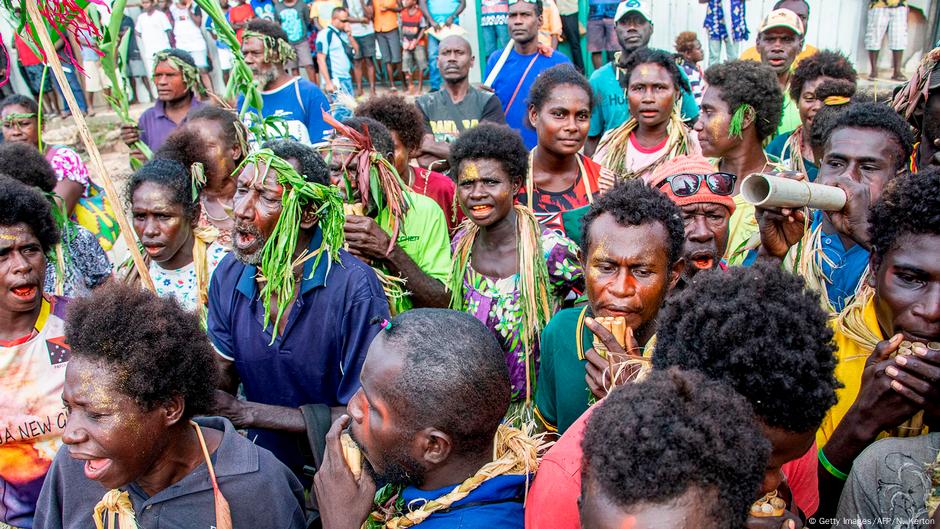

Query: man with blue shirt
(240, 19), (332, 144)
(314, 309), (530, 529)
(485, 0), (569, 149)
(585, 0), (700, 156)
(757, 103), (914, 313)
(209, 140), (390, 481)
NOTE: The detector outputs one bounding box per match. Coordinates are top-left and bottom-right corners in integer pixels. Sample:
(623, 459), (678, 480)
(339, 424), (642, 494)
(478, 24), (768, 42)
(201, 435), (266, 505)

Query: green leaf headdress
(233, 149), (345, 334)
(152, 50), (207, 97)
(241, 30), (297, 65)
(319, 111), (411, 256)
(728, 103), (755, 139)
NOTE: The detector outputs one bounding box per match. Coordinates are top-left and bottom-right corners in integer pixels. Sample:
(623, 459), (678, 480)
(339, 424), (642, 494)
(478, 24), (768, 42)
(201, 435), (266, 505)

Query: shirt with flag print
(0, 295), (70, 528)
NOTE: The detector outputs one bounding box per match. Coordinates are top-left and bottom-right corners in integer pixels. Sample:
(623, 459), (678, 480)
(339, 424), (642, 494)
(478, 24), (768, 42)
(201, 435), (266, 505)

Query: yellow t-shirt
(724, 194), (759, 266)
(817, 296), (932, 449)
(739, 44), (819, 67)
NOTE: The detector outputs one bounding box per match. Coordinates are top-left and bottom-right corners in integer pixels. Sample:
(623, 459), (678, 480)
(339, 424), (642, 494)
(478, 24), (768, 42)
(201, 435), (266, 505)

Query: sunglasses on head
(655, 172), (737, 197)
(507, 0), (539, 5)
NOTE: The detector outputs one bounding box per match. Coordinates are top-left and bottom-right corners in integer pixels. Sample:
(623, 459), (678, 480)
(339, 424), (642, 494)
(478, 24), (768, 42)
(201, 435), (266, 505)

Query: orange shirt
(373, 0), (400, 33)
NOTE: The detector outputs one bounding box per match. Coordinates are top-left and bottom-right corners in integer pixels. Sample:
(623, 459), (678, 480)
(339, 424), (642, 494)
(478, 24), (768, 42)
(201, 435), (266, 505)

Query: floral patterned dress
(452, 227), (584, 401)
(150, 242), (228, 312)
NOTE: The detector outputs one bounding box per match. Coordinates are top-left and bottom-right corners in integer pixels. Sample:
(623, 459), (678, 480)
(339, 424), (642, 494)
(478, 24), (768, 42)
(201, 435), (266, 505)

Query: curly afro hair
(653, 263), (840, 433)
(789, 50), (857, 103)
(527, 64), (593, 114)
(580, 179), (685, 267)
(65, 282), (218, 417)
(354, 95), (426, 154)
(244, 18), (291, 46)
(126, 158), (200, 221)
(0, 94), (39, 115)
(262, 139), (331, 186)
(449, 123), (528, 186)
(341, 116), (396, 160)
(582, 368), (770, 529)
(0, 142), (57, 192)
(704, 60), (783, 142)
(382, 309), (510, 457)
(821, 101), (915, 171)
(0, 175), (59, 253)
(869, 167), (940, 263)
(620, 47), (691, 93)
(674, 31), (700, 55)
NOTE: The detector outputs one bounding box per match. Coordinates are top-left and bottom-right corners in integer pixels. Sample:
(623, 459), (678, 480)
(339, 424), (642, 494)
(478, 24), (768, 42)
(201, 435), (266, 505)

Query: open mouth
(235, 230), (257, 247)
(83, 458), (114, 481)
(143, 244), (164, 256)
(689, 252), (716, 270)
(10, 285), (37, 300)
(469, 205), (494, 217)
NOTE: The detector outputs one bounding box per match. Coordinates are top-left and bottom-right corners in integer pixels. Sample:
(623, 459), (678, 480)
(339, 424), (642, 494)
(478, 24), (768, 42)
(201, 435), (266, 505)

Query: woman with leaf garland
(692, 60), (783, 266)
(593, 48), (701, 186)
(0, 143), (111, 298)
(448, 123), (583, 415)
(124, 157), (227, 315)
(322, 115), (453, 315)
(0, 95), (121, 251)
(521, 64), (611, 237)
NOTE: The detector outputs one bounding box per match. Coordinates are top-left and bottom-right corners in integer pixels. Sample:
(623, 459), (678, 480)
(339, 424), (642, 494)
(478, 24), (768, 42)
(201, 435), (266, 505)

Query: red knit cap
(648, 155), (736, 215)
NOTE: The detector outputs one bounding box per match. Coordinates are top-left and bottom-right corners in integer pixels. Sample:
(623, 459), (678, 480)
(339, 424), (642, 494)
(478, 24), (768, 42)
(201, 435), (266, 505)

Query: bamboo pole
(23, 0), (154, 292)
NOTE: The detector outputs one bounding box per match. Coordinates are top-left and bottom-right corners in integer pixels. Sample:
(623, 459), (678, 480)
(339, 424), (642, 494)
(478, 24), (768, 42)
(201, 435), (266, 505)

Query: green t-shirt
(588, 61), (701, 138)
(535, 305), (655, 435)
(375, 191), (452, 314)
(534, 307), (594, 435)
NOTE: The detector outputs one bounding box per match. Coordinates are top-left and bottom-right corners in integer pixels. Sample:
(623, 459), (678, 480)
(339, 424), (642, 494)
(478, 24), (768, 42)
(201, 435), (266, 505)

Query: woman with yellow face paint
(448, 123), (583, 418)
(593, 48), (701, 186)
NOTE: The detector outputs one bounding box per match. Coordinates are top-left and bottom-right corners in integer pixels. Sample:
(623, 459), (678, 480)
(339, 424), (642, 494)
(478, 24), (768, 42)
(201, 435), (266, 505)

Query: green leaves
(232, 149), (346, 337)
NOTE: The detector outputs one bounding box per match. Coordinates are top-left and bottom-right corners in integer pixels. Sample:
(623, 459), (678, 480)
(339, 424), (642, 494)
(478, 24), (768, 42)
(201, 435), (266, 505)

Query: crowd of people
(1, 0), (939, 528)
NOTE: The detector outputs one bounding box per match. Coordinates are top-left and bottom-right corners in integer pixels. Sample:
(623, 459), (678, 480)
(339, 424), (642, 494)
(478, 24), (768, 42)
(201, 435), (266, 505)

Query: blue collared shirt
(207, 228), (390, 478)
(399, 474), (528, 528)
(811, 211), (870, 312)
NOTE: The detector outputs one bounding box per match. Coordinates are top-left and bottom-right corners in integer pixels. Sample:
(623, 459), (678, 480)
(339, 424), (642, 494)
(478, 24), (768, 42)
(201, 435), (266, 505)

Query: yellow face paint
(587, 236), (613, 280)
(461, 161), (480, 182)
(708, 116), (725, 139)
(0, 233), (15, 241)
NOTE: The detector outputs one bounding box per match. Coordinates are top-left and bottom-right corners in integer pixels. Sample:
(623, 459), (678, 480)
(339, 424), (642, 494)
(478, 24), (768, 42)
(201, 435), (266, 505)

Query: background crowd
(1, 0), (939, 528)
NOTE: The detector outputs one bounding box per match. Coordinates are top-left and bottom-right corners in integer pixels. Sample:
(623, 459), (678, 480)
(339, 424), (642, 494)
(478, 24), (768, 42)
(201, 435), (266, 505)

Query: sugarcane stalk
(23, 0), (154, 292)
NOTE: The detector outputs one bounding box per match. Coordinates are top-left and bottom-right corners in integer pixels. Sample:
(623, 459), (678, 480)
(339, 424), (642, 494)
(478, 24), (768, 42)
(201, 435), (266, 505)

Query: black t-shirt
(416, 86), (507, 144)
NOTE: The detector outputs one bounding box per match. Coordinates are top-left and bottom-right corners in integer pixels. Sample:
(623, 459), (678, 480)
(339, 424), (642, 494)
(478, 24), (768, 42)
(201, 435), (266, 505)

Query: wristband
(818, 447), (848, 480)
